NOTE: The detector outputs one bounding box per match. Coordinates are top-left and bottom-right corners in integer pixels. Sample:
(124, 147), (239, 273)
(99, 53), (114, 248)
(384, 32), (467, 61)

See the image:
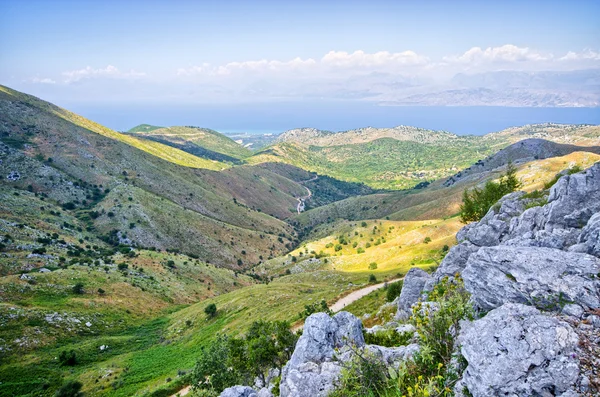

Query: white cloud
(30, 77), (56, 84)
(177, 50), (428, 79)
(559, 49), (600, 61)
(177, 57), (318, 77)
(321, 50), (428, 68)
(446, 44), (550, 64)
(62, 65), (146, 83)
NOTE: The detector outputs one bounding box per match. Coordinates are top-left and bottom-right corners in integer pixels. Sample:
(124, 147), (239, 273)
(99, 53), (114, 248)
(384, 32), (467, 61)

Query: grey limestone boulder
(457, 303), (580, 397)
(545, 162), (600, 231)
(570, 212), (600, 258)
(396, 267), (431, 319)
(425, 241), (479, 291)
(462, 245), (600, 312)
(365, 343), (419, 369)
(219, 386), (257, 397)
(279, 311), (364, 397)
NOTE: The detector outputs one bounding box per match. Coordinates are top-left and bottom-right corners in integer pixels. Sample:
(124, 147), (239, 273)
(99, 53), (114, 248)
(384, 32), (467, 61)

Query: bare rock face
(279, 312), (364, 397)
(462, 246), (600, 312)
(219, 385), (258, 397)
(457, 303), (580, 397)
(396, 268), (431, 319)
(570, 212), (600, 258)
(365, 344), (419, 369)
(424, 241), (479, 291)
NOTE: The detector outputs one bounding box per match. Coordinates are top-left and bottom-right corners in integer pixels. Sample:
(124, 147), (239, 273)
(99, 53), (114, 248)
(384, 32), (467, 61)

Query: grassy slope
(0, 188), (256, 396)
(250, 124), (599, 190)
(292, 151), (600, 233)
(0, 86), (227, 171)
(0, 85), (305, 265)
(248, 137), (506, 189)
(126, 124), (163, 134)
(128, 126), (252, 160)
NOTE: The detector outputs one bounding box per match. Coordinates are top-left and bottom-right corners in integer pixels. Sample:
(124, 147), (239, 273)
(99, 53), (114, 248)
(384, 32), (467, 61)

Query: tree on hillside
(459, 162), (521, 223)
(54, 380), (83, 397)
(192, 321), (298, 393)
(204, 303), (217, 318)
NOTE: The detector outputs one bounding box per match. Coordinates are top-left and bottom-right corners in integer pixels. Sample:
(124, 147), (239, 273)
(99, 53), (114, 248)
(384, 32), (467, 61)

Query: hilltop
(126, 125), (253, 163)
(275, 125), (457, 146)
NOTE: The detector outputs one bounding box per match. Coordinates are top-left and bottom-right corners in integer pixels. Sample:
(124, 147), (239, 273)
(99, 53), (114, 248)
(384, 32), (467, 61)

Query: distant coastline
(64, 101), (600, 136)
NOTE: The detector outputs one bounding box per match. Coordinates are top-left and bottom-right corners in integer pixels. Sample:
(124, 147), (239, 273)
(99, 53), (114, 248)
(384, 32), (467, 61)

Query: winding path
(291, 277), (402, 332)
(296, 175), (318, 213)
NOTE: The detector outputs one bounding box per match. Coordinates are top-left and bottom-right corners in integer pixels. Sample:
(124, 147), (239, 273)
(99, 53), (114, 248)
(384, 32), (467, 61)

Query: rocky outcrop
(279, 312), (364, 397)
(462, 246), (600, 312)
(365, 344), (419, 368)
(420, 163), (600, 396)
(570, 212), (600, 257)
(396, 267), (430, 319)
(220, 385), (258, 397)
(457, 303), (580, 397)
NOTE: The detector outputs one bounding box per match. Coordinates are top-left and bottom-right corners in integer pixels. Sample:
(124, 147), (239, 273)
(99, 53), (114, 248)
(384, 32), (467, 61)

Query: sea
(63, 100), (600, 136)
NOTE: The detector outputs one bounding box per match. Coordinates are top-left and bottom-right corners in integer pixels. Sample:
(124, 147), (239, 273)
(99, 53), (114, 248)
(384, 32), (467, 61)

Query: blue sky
(0, 0), (599, 131)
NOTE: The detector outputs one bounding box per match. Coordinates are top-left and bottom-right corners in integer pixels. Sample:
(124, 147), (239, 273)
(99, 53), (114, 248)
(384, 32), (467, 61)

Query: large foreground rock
(570, 212), (600, 258)
(220, 386), (258, 397)
(280, 311), (364, 397)
(457, 303), (580, 397)
(396, 267), (430, 319)
(462, 245), (600, 312)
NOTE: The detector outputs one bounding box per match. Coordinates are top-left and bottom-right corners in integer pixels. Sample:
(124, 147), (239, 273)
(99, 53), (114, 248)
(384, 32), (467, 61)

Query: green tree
(192, 336), (241, 392)
(204, 303), (217, 318)
(59, 350), (78, 366)
(72, 282), (85, 295)
(386, 280), (403, 302)
(459, 162), (522, 223)
(244, 320), (298, 384)
(55, 380), (83, 397)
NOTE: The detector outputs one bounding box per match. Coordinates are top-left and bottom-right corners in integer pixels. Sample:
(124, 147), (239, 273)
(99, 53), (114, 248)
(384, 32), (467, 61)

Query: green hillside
(0, 85), (298, 267)
(126, 124), (163, 133)
(127, 126), (253, 163)
(249, 138), (506, 189)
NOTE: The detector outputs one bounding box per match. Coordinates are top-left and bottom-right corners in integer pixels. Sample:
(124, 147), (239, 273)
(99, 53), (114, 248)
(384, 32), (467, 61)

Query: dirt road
(296, 175), (318, 213)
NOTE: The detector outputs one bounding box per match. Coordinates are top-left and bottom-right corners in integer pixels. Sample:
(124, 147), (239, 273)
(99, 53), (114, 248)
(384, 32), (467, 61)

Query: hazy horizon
(2, 0), (599, 111)
(61, 100), (600, 136)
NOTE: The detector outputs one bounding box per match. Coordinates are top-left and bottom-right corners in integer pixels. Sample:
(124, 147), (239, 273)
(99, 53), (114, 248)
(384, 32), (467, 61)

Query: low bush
(332, 276), (473, 397)
(459, 162), (521, 223)
(386, 280), (403, 302)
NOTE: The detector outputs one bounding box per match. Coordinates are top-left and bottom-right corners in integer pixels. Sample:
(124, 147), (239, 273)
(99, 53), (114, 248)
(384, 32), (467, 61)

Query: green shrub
(191, 321), (297, 393)
(192, 336), (241, 392)
(59, 350), (78, 366)
(204, 303), (217, 318)
(330, 349), (388, 397)
(300, 299), (331, 319)
(72, 282), (85, 295)
(368, 274), (377, 284)
(368, 262), (378, 270)
(386, 280), (403, 302)
(364, 329), (412, 347)
(54, 380), (83, 397)
(459, 162), (521, 223)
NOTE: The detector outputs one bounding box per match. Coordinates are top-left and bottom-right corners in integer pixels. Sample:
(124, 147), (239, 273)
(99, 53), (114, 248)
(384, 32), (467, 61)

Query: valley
(1, 84), (599, 397)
